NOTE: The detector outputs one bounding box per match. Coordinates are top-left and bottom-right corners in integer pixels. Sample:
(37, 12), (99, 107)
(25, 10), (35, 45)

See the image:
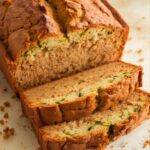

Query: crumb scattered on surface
(0, 106), (5, 112)
(3, 87), (7, 92)
(136, 26), (141, 31)
(3, 127), (15, 139)
(4, 101), (11, 107)
(126, 49), (132, 54)
(141, 16), (146, 19)
(143, 140), (150, 148)
(136, 49), (143, 55)
(3, 113), (9, 119)
(0, 119), (4, 125)
(138, 58), (144, 62)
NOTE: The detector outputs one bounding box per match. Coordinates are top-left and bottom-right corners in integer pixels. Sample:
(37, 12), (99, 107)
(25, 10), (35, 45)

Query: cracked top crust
(51, 0), (122, 31)
(0, 0), (63, 59)
(0, 0), (125, 60)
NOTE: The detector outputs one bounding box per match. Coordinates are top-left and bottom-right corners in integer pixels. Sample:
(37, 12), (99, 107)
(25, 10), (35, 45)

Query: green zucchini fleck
(108, 124), (115, 136)
(95, 120), (103, 125)
(122, 71), (133, 78)
(134, 104), (141, 112)
(56, 98), (66, 104)
(78, 80), (85, 84)
(88, 126), (94, 131)
(107, 31), (113, 35)
(78, 92), (84, 97)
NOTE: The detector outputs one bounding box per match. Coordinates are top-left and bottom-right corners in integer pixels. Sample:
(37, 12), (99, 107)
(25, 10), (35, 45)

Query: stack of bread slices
(0, 0), (149, 150)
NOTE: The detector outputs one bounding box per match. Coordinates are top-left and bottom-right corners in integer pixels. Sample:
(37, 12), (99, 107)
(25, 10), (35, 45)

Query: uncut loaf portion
(38, 90), (150, 150)
(0, 0), (128, 91)
(20, 62), (142, 127)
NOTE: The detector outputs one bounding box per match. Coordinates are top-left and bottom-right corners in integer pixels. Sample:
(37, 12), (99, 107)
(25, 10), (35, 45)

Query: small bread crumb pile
(0, 100), (15, 140)
(3, 127), (15, 139)
(143, 140), (150, 148)
(4, 101), (11, 107)
(138, 58), (144, 63)
(3, 87), (7, 93)
(136, 26), (141, 31)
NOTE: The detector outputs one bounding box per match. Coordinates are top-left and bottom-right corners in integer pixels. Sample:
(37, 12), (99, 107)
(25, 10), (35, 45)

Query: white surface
(0, 0), (150, 150)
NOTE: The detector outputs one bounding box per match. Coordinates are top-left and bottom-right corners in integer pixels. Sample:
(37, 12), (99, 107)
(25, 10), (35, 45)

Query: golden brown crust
(0, 0), (129, 60)
(0, 42), (19, 91)
(38, 90), (150, 150)
(20, 67), (142, 127)
(98, 71), (142, 110)
(102, 0), (129, 61)
(0, 0), (62, 59)
(102, 0), (129, 29)
(40, 132), (108, 150)
(59, 94), (97, 122)
(50, 0), (123, 31)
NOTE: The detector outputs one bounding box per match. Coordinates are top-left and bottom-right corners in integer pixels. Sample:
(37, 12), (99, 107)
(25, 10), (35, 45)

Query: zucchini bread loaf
(0, 0), (128, 91)
(20, 62), (142, 127)
(38, 90), (150, 150)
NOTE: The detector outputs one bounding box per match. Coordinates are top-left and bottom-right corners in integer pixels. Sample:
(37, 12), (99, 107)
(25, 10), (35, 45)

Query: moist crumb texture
(20, 61), (142, 126)
(38, 90), (150, 150)
(0, 0), (129, 91)
(0, 0), (149, 150)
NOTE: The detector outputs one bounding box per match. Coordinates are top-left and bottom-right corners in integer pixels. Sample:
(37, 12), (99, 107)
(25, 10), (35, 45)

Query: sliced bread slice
(38, 90), (150, 150)
(20, 62), (142, 127)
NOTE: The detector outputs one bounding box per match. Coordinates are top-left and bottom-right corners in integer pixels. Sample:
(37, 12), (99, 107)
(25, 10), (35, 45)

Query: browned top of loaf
(20, 61), (142, 106)
(0, 0), (62, 59)
(0, 0), (125, 60)
(52, 0), (122, 31)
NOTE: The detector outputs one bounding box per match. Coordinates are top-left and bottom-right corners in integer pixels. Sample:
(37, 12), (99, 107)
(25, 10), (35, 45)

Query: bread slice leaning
(38, 90), (150, 150)
(20, 62), (142, 127)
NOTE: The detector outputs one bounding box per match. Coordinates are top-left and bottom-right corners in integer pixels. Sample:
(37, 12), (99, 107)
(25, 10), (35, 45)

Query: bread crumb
(141, 16), (146, 19)
(4, 113), (9, 119)
(3, 127), (15, 139)
(3, 87), (7, 92)
(126, 49), (132, 54)
(0, 106), (5, 112)
(136, 26), (141, 31)
(136, 49), (143, 55)
(138, 58), (144, 62)
(4, 101), (11, 107)
(143, 140), (150, 148)
(0, 119), (5, 125)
